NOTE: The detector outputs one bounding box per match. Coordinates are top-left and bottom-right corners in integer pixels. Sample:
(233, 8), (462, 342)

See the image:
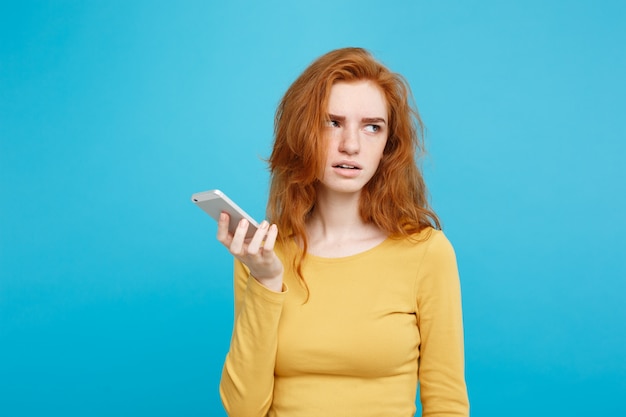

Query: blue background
(1, 0), (625, 415)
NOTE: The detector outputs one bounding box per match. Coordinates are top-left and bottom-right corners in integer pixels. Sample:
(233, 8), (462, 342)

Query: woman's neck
(304, 190), (387, 257)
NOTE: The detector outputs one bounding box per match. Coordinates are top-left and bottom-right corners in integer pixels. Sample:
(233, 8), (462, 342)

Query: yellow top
(219, 228), (469, 417)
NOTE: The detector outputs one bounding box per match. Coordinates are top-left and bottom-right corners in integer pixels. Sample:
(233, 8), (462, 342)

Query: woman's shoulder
(274, 236), (299, 261)
(398, 226), (452, 247)
(385, 227), (456, 261)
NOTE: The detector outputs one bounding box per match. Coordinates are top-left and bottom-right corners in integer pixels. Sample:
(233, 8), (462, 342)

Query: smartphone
(191, 189), (259, 239)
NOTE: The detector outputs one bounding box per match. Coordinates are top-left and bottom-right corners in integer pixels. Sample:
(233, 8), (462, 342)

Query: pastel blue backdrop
(1, 1), (625, 416)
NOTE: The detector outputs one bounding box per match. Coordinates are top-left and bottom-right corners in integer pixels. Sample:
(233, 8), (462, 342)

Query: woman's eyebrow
(362, 117), (386, 124)
(327, 114), (345, 121)
(327, 114), (387, 124)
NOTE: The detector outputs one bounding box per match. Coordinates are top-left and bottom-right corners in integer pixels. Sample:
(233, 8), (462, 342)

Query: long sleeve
(219, 259), (287, 417)
(416, 232), (469, 416)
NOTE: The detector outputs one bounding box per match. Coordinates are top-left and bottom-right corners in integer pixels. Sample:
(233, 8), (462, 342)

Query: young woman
(216, 47), (469, 417)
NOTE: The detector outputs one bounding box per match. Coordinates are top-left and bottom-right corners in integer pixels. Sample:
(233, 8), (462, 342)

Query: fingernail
(260, 220), (269, 229)
(239, 219), (248, 227)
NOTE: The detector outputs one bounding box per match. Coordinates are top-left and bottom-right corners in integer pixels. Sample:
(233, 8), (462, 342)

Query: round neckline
(302, 236), (393, 263)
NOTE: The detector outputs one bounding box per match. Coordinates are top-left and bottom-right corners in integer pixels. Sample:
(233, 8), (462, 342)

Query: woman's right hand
(216, 212), (284, 292)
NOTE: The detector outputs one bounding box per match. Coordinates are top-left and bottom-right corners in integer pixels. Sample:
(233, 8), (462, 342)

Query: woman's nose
(338, 127), (360, 154)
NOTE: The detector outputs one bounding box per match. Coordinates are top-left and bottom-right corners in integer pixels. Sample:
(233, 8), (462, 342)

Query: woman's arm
(217, 213), (286, 416)
(219, 261), (286, 417)
(416, 231), (470, 416)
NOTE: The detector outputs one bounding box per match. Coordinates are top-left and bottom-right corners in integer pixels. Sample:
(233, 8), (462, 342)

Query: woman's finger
(229, 219), (250, 256)
(262, 224), (279, 253)
(216, 212), (232, 246)
(246, 220), (269, 255)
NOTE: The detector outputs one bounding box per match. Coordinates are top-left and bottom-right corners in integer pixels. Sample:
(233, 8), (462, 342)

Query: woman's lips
(332, 163), (362, 177)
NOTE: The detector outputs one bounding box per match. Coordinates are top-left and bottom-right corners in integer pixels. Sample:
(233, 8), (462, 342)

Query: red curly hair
(267, 47), (440, 281)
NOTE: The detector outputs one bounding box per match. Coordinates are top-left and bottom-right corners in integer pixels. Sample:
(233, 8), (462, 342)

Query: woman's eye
(326, 120), (340, 128)
(364, 124), (380, 133)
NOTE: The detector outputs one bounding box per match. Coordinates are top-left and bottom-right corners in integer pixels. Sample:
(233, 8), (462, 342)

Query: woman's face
(318, 80), (389, 196)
